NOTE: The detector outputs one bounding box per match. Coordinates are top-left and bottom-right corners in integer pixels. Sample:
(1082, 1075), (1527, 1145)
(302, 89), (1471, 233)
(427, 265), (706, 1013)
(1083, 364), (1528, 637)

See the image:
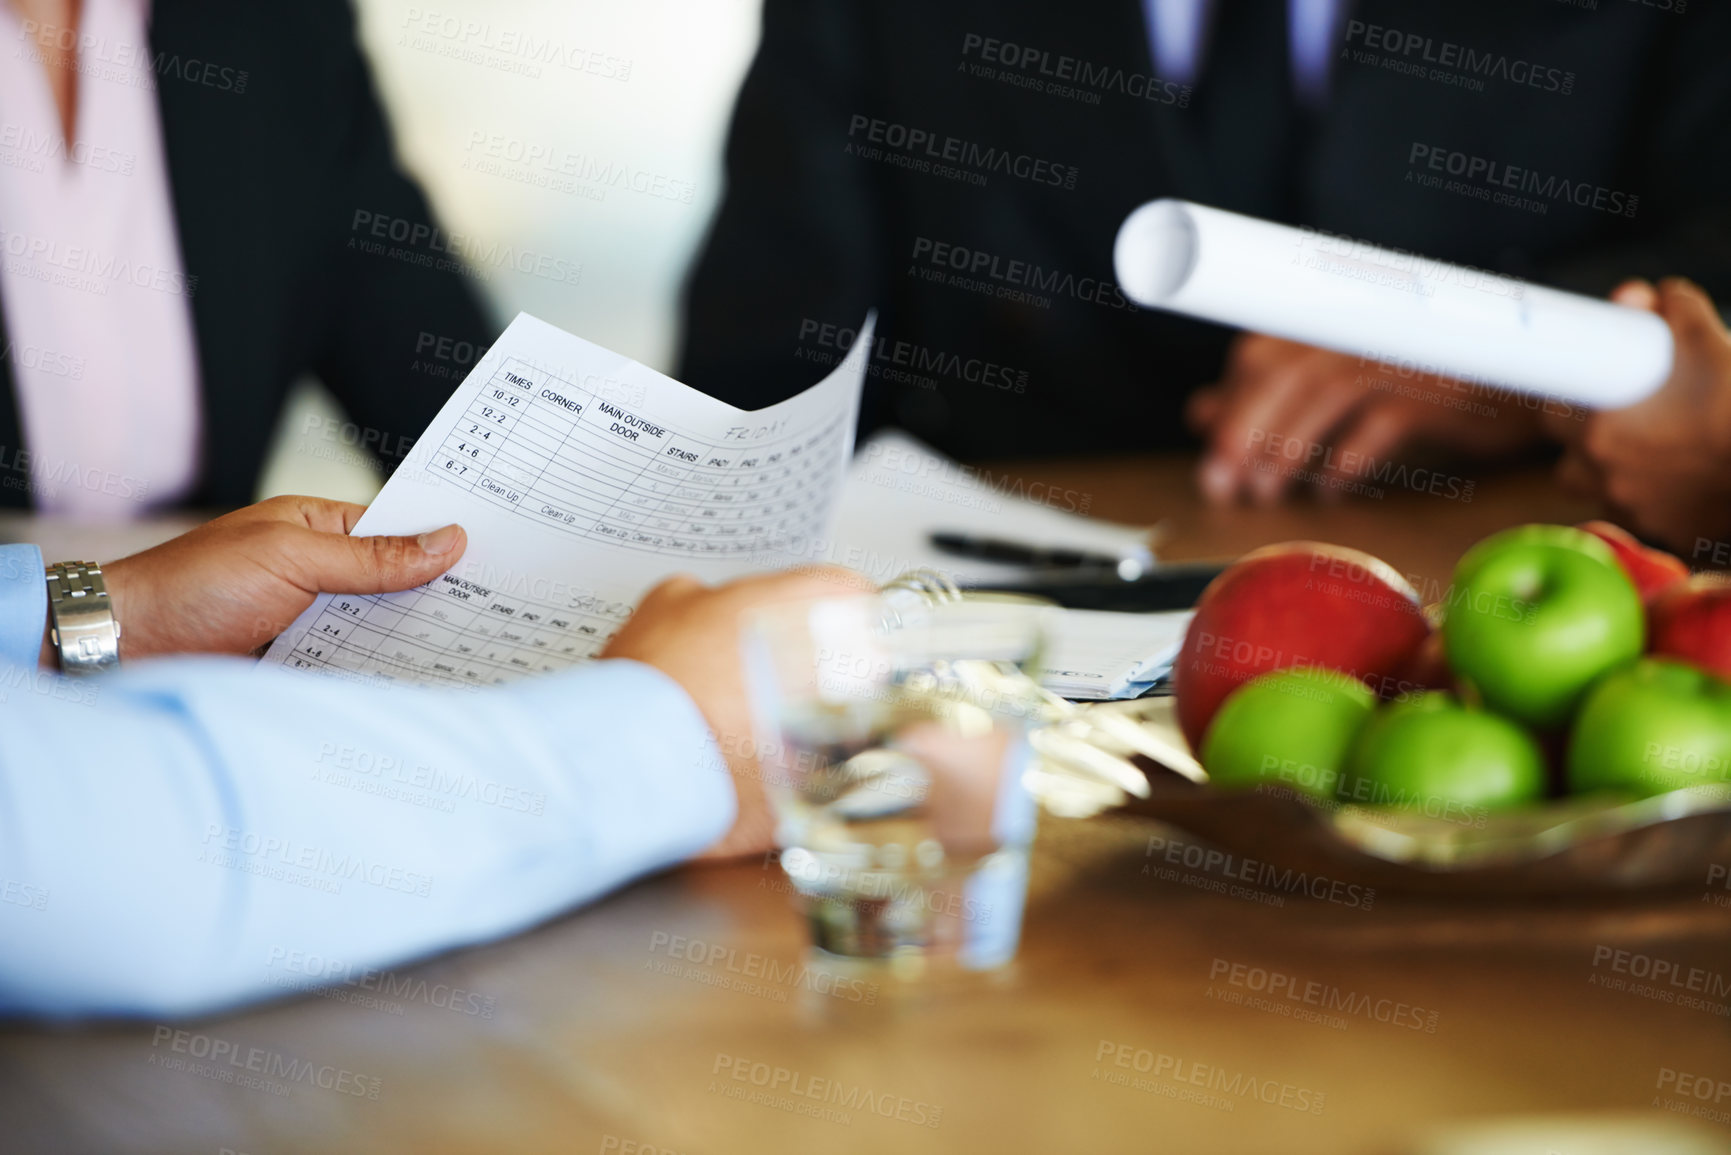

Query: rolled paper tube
(1113, 199), (1673, 409)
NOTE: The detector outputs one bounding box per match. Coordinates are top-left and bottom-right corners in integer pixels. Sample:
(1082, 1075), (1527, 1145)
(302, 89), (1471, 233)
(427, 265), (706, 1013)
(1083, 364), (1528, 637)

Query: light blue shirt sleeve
(0, 544), (46, 670)
(0, 654), (736, 1019)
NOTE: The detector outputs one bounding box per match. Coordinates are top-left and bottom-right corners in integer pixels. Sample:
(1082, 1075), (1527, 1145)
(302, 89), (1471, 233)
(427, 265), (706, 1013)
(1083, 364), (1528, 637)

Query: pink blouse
(0, 0), (201, 518)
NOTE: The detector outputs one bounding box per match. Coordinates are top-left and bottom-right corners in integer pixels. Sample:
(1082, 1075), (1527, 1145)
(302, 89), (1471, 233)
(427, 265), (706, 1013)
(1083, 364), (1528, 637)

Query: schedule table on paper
(438, 357), (846, 558)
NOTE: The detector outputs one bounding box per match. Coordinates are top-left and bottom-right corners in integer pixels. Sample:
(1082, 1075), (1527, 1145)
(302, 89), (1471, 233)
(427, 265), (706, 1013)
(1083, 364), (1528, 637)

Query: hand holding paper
(263, 313), (873, 685)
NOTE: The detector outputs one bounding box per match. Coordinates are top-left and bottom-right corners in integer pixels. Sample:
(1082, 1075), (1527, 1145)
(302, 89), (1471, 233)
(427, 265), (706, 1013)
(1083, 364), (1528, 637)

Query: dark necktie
(1189, 0), (1305, 221)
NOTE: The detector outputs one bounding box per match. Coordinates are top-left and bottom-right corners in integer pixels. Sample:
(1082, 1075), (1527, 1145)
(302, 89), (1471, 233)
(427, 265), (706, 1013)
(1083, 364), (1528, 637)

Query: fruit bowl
(1065, 524), (1731, 897)
(1091, 697), (1731, 896)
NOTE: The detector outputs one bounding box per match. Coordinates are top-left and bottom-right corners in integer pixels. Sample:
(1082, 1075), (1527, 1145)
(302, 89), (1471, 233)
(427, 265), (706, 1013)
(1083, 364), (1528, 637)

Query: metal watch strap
(45, 561), (121, 676)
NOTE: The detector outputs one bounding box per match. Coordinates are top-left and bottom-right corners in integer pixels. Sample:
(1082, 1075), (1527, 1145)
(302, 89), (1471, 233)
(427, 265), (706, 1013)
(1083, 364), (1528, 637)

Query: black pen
(929, 531), (1146, 576)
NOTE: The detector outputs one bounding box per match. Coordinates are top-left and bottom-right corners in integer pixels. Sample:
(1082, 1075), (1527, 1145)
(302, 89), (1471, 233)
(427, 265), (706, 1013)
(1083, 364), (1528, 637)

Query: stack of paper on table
(1042, 608), (1195, 700)
(829, 430), (1179, 700)
(828, 430), (1156, 588)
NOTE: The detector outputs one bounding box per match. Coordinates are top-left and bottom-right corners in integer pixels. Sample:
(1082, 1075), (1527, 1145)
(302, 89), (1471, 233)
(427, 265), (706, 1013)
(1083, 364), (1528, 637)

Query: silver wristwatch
(45, 561), (122, 676)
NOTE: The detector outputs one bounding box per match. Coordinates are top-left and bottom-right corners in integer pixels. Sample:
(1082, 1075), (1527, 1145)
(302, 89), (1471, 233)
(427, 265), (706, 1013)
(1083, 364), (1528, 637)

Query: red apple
(1578, 520), (1689, 602)
(1648, 575), (1731, 681)
(1172, 542), (1433, 752)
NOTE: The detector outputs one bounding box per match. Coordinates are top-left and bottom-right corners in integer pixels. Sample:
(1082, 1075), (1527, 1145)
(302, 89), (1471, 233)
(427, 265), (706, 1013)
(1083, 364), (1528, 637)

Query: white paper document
(1114, 199), (1673, 409)
(263, 313), (872, 686)
(1042, 608), (1194, 701)
(830, 430), (1156, 588)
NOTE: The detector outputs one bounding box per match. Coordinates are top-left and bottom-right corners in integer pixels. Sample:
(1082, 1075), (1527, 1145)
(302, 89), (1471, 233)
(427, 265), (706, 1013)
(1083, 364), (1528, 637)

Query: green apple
(1201, 667), (1377, 801)
(1443, 525), (1644, 728)
(1567, 658), (1731, 797)
(1341, 691), (1545, 818)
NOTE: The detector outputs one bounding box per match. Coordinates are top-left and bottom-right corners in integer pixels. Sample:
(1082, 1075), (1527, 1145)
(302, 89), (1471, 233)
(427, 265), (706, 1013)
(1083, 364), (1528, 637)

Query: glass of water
(742, 592), (1051, 973)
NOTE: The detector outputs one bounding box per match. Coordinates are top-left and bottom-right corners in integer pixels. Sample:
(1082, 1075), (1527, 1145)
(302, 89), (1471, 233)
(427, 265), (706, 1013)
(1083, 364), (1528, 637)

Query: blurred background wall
(255, 0), (764, 503)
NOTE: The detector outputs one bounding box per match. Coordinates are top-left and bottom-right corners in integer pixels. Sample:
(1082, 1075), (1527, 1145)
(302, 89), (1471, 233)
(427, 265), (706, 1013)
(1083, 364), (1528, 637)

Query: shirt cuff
(0, 544), (45, 670)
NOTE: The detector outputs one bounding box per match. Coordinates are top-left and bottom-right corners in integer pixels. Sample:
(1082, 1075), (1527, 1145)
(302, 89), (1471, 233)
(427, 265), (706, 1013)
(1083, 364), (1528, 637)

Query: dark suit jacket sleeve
(1537, 3), (1731, 299)
(308, 0), (494, 472)
(677, 0), (887, 410)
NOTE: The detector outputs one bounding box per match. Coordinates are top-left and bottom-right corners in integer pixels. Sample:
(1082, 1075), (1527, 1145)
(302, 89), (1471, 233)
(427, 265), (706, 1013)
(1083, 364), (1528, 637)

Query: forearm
(0, 657), (734, 1019)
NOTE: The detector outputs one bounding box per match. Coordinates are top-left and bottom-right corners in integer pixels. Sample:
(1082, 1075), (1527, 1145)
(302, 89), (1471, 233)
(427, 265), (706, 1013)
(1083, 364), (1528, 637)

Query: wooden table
(5, 459), (1730, 1155)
